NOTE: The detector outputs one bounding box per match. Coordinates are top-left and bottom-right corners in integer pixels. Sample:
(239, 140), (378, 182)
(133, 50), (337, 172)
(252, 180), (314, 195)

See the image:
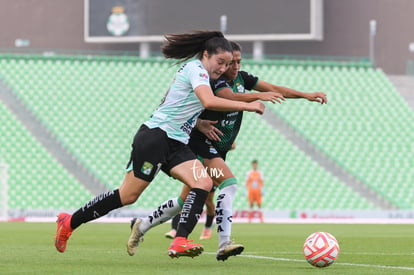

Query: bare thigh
(170, 159), (212, 193)
(176, 157), (233, 205)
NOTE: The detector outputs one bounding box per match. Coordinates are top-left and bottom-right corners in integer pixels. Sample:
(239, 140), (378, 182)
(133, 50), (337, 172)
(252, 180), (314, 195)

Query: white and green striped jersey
(144, 60), (210, 144)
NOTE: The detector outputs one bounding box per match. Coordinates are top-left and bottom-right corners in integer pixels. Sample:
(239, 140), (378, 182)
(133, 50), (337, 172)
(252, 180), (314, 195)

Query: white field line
(247, 251), (414, 256)
(204, 252), (414, 271)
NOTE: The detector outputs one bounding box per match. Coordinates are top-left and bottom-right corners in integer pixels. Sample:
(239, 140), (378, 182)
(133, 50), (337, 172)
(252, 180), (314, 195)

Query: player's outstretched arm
(254, 80), (328, 104)
(195, 85), (265, 114)
(215, 86), (285, 104)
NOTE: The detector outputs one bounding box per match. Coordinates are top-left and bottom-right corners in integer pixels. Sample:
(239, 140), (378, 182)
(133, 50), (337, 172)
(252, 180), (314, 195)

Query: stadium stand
(0, 55), (184, 212)
(225, 112), (376, 210)
(0, 100), (93, 210)
(1, 54), (412, 212)
(241, 61), (414, 209)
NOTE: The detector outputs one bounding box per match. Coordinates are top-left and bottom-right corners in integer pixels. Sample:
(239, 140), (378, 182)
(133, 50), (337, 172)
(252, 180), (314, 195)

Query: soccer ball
(303, 232), (340, 268)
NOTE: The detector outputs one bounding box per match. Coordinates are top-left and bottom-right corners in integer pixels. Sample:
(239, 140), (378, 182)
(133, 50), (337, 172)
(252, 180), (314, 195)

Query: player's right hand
(246, 101), (265, 115)
(196, 119), (223, 141)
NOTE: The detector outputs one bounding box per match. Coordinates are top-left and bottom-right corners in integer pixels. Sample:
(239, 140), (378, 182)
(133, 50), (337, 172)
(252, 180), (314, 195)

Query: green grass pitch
(0, 222), (413, 274)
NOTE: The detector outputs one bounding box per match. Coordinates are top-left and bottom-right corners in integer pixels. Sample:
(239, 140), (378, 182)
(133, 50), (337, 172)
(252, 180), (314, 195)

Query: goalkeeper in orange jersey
(246, 159), (264, 222)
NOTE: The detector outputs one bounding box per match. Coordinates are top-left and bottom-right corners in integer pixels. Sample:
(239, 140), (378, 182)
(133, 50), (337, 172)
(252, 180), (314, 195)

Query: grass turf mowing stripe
(204, 252), (414, 271)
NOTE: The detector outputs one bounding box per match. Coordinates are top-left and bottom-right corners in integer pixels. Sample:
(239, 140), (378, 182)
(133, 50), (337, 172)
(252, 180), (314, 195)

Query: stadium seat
(0, 100), (93, 210)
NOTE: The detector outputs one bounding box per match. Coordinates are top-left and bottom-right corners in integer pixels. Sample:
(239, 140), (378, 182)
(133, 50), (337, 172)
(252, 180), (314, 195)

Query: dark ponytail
(161, 30), (232, 63)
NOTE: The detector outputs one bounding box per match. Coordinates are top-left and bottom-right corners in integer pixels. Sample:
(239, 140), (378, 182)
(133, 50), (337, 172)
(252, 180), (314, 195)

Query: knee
(194, 176), (213, 192)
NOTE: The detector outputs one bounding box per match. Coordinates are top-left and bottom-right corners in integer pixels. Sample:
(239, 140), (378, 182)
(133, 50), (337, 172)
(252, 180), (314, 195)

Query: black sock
(176, 188), (208, 238)
(70, 189), (123, 229)
(171, 214), (180, 230)
(205, 214), (214, 228)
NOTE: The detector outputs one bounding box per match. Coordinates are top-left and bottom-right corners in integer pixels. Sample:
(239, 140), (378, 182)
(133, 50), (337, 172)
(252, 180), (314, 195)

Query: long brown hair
(162, 30), (232, 63)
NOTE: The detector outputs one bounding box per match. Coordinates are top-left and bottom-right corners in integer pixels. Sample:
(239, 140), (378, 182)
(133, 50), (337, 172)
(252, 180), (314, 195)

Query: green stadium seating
(241, 63), (414, 209)
(1, 54), (411, 211)
(0, 55), (184, 211)
(0, 100), (93, 210)
(226, 113), (376, 210)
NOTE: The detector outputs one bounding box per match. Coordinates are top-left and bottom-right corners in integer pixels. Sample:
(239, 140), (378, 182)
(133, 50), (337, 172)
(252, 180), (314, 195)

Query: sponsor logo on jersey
(141, 161), (153, 175)
(221, 119), (236, 127)
(178, 63), (187, 73)
(227, 111), (239, 117)
(180, 121), (193, 135)
(209, 146), (218, 154)
(199, 73), (208, 79)
(236, 83), (245, 93)
(180, 112), (199, 135)
(213, 79), (227, 89)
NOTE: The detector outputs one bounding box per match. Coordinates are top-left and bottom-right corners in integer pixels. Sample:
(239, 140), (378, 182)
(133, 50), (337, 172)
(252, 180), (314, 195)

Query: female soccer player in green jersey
(127, 41), (327, 261)
(54, 32), (265, 258)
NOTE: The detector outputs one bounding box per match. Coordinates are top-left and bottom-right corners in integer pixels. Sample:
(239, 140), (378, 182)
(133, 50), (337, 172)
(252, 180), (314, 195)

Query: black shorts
(126, 124), (197, 182)
(188, 132), (228, 161)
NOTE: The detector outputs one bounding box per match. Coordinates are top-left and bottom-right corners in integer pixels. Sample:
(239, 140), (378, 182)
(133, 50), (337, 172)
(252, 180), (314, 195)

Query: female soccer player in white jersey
(127, 41), (327, 260)
(54, 31), (265, 258)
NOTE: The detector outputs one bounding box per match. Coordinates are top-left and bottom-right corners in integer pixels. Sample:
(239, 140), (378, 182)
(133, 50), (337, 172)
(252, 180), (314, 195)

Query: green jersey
(191, 71), (259, 153)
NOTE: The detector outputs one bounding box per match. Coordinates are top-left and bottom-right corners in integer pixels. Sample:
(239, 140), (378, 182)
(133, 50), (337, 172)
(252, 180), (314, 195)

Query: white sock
(215, 183), (237, 248)
(139, 197), (182, 233)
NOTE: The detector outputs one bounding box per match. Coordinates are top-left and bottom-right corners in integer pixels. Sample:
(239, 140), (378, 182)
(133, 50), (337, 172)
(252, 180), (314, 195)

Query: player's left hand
(306, 92), (328, 104)
(258, 92), (285, 104)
